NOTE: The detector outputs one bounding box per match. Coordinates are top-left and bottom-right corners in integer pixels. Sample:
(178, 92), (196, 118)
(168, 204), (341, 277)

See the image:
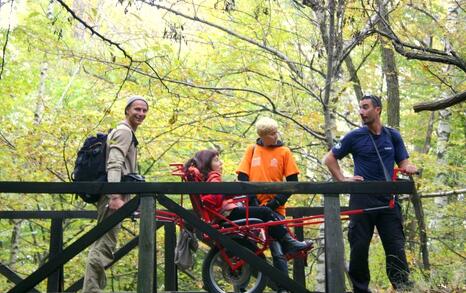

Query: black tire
(202, 244), (267, 293)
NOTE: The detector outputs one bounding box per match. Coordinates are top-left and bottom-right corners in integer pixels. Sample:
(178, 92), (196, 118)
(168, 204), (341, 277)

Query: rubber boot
(279, 233), (313, 254)
(270, 241), (289, 293)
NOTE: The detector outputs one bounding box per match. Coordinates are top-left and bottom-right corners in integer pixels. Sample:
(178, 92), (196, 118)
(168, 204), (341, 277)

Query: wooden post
(164, 222), (178, 291)
(153, 196), (158, 293)
(153, 230), (157, 293)
(293, 225), (306, 286)
(324, 194), (345, 293)
(137, 194), (155, 293)
(47, 218), (63, 293)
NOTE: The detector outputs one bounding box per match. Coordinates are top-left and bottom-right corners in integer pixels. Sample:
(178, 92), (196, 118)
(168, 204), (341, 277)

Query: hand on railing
(393, 168), (421, 181)
(108, 194), (125, 210)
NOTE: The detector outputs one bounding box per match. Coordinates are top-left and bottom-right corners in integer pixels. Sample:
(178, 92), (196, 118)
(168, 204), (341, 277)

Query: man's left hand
(403, 164), (418, 175)
(108, 195), (126, 210)
(265, 199), (280, 211)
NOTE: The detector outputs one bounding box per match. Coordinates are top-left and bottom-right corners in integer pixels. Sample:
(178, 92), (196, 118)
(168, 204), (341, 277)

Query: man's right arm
(107, 128), (133, 210)
(323, 151), (363, 182)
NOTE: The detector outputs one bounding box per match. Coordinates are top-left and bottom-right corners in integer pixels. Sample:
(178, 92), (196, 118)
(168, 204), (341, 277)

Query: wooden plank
(0, 263), (40, 293)
(65, 223), (165, 292)
(137, 195), (155, 293)
(164, 222), (178, 291)
(293, 225), (306, 286)
(0, 181), (415, 196)
(0, 210), (96, 219)
(8, 197), (139, 293)
(324, 194), (346, 293)
(47, 218), (64, 293)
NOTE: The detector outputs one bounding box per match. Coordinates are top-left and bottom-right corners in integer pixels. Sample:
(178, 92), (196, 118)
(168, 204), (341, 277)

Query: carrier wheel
(202, 246), (267, 293)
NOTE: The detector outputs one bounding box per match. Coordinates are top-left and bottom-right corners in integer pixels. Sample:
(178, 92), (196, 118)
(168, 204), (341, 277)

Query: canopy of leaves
(0, 0), (464, 291)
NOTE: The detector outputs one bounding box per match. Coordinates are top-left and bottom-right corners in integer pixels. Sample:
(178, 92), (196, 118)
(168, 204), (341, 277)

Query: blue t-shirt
(331, 126), (409, 207)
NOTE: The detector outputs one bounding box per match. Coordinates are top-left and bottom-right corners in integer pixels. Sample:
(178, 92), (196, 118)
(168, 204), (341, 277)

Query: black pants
(228, 206), (287, 240)
(348, 205), (410, 293)
(229, 207), (289, 290)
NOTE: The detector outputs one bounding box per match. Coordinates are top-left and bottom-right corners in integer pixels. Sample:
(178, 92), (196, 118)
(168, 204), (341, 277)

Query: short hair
(256, 117), (278, 136)
(361, 95), (382, 112)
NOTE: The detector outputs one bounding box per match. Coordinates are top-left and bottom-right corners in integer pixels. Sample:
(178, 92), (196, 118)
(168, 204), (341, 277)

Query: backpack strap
(118, 122), (139, 147)
(250, 144), (256, 164)
(383, 126), (395, 147)
(367, 127), (392, 182)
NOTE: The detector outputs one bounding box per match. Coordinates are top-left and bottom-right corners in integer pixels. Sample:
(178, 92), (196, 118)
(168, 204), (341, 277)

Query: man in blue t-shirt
(323, 95), (417, 293)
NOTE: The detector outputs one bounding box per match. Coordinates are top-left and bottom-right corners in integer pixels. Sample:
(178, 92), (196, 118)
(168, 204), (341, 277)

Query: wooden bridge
(0, 181), (414, 293)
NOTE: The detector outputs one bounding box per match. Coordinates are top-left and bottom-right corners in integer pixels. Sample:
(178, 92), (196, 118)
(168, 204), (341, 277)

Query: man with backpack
(323, 95), (417, 292)
(82, 95), (148, 293)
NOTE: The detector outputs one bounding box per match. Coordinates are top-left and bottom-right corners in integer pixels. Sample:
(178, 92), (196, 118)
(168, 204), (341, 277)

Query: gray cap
(125, 95), (149, 113)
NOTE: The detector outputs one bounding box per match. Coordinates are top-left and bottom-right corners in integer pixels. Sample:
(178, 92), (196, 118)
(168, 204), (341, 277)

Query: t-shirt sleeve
(392, 130), (409, 164)
(236, 145), (254, 175)
(331, 132), (353, 160)
(284, 148), (300, 177)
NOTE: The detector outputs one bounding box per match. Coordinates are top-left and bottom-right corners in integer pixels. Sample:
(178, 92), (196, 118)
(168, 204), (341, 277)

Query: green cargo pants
(82, 195), (122, 293)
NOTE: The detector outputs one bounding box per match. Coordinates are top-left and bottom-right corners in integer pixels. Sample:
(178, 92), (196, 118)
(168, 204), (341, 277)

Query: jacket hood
(256, 138), (284, 147)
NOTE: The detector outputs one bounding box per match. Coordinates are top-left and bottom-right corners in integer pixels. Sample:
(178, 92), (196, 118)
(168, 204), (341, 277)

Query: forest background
(0, 0), (464, 292)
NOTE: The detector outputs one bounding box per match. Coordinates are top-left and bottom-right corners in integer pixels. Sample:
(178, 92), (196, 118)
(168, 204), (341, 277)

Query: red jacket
(201, 171), (237, 213)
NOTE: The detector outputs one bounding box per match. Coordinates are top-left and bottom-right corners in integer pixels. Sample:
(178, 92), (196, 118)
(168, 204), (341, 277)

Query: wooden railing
(0, 181), (414, 293)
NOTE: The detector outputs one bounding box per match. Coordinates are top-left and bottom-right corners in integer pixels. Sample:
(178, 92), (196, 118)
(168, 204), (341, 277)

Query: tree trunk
(34, 61), (48, 124)
(429, 108), (452, 233)
(377, 0), (400, 129)
(9, 219), (22, 269)
(422, 112), (435, 154)
(410, 187), (430, 270)
(434, 108), (452, 208)
(315, 222), (326, 292)
(72, 0), (86, 39)
(34, 2), (54, 124)
(344, 55), (363, 101)
(323, 0), (336, 149)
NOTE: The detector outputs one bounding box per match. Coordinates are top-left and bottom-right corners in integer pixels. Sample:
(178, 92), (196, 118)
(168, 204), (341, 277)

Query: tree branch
(337, 1), (385, 69)
(399, 188), (466, 200)
(133, 65), (327, 140)
(418, 188), (466, 198)
(413, 91), (466, 112)
(0, 0), (14, 10)
(424, 66), (457, 93)
(55, 0), (133, 61)
(376, 29), (466, 72)
(46, 50), (327, 141)
(0, 130), (15, 149)
(0, 25), (10, 80)
(140, 0), (304, 79)
(431, 237), (466, 260)
(0, 0), (13, 80)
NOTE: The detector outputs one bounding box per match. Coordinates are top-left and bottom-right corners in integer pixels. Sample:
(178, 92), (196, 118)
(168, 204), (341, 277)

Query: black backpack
(72, 132), (109, 203)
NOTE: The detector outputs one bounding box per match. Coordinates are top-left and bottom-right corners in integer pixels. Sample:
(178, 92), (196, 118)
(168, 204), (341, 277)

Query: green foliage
(0, 0), (464, 291)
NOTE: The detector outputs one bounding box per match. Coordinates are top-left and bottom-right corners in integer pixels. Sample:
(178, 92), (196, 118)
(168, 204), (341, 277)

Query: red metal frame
(154, 164), (407, 272)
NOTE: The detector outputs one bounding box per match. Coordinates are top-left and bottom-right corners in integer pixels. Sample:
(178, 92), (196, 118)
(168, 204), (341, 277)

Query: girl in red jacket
(183, 149), (311, 255)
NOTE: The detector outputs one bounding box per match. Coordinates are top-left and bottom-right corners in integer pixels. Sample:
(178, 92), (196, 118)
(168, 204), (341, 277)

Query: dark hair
(183, 149), (219, 180)
(362, 95), (382, 112)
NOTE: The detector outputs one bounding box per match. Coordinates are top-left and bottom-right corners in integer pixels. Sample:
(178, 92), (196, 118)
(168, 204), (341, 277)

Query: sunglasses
(362, 95), (382, 108)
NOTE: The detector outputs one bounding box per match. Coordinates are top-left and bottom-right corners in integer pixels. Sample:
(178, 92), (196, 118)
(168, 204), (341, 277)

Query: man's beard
(361, 116), (374, 125)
